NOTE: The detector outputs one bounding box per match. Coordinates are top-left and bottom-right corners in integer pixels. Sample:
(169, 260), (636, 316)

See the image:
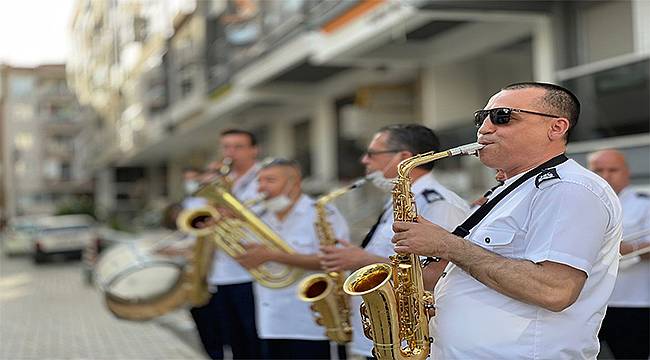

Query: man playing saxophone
(320, 124), (469, 359)
(236, 158), (350, 359)
(392, 83), (623, 359)
(190, 128), (263, 360)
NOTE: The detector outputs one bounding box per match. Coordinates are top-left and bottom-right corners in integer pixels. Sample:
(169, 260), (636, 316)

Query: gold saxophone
(297, 178), (367, 344)
(177, 182), (302, 288)
(343, 143), (484, 360)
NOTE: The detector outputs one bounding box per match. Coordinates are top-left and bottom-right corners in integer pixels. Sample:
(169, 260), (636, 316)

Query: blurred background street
(0, 0), (648, 358)
(0, 251), (206, 360)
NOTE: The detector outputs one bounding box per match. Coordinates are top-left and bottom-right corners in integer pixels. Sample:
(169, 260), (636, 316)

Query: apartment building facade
(0, 65), (94, 219)
(67, 0), (650, 226)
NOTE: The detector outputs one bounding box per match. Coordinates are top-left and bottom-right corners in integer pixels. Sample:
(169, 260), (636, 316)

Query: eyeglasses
(474, 107), (560, 128)
(363, 149), (404, 158)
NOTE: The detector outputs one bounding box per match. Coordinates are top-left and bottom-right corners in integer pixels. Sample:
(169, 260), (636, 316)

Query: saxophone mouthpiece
(450, 142), (485, 157)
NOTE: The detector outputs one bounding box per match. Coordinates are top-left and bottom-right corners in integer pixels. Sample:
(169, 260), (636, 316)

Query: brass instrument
(619, 228), (650, 270)
(343, 143), (484, 360)
(298, 178), (367, 344)
(177, 183), (302, 289)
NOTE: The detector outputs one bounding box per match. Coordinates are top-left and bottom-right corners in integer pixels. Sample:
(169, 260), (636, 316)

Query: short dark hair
(220, 128), (257, 146)
(378, 124), (440, 170)
(260, 157), (302, 177)
(502, 82), (580, 140)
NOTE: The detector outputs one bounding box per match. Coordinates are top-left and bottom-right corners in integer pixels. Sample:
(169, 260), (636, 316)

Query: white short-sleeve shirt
(208, 163), (261, 286)
(431, 159), (622, 360)
(254, 194), (350, 340)
(607, 187), (650, 307)
(350, 172), (470, 357)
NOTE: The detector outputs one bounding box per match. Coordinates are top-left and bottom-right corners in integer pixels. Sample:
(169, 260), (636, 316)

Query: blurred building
(67, 0), (650, 228)
(0, 64), (94, 219)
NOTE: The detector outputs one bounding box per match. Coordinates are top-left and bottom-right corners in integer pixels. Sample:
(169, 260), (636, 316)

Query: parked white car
(2, 216), (40, 256)
(33, 214), (98, 264)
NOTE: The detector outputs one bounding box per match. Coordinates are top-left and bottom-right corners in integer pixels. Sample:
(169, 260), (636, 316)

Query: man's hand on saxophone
(319, 239), (387, 273)
(392, 215), (453, 259)
(392, 215), (452, 291)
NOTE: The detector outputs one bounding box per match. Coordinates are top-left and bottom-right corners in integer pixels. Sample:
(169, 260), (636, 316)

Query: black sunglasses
(474, 107), (560, 128)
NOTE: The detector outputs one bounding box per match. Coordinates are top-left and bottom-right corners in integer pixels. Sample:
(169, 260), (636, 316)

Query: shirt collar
(617, 186), (634, 200)
(232, 162), (260, 189)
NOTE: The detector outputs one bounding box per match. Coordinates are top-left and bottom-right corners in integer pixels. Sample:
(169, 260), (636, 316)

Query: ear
(548, 118), (570, 141)
(399, 151), (414, 161)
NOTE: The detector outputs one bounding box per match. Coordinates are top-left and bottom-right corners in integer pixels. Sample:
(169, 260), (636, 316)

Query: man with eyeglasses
(392, 82), (623, 359)
(588, 149), (650, 360)
(190, 128), (263, 360)
(235, 158), (350, 359)
(320, 123), (469, 359)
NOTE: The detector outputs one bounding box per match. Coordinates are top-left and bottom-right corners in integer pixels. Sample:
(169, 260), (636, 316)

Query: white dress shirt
(607, 186), (650, 307)
(431, 159), (623, 359)
(350, 172), (470, 357)
(254, 194), (350, 340)
(208, 163), (261, 286)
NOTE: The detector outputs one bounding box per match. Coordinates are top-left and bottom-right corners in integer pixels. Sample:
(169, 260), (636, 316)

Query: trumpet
(343, 142), (484, 360)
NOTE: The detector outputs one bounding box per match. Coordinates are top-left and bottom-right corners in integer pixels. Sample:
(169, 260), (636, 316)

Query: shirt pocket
(469, 227), (515, 257)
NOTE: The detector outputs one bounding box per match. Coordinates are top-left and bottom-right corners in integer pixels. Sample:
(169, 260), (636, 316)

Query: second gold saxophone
(297, 178), (366, 344)
(343, 143), (484, 360)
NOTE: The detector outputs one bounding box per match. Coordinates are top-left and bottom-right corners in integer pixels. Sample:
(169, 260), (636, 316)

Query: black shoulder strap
(452, 154), (569, 238)
(361, 205), (390, 248)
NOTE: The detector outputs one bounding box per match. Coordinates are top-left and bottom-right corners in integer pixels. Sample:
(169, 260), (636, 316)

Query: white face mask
(184, 180), (200, 195)
(367, 170), (395, 192)
(263, 194), (292, 213)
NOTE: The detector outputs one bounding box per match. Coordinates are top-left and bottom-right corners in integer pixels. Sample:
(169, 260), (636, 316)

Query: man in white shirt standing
(393, 82), (623, 359)
(320, 124), (469, 359)
(236, 158), (350, 359)
(190, 129), (262, 360)
(589, 149), (650, 360)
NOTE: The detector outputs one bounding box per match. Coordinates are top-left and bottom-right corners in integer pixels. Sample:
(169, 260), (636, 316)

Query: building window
(293, 120), (312, 178)
(61, 163), (72, 181)
(563, 58), (650, 142)
(576, 1), (634, 65)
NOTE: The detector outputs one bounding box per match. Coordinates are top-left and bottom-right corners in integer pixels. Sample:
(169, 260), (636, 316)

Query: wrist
(442, 233), (463, 261)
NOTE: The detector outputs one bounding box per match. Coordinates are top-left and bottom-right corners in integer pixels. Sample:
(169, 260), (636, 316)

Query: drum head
(106, 262), (183, 302)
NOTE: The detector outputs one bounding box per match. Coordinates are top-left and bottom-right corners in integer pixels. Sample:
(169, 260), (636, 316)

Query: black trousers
(262, 339), (332, 360)
(599, 307), (650, 359)
(190, 282), (261, 360)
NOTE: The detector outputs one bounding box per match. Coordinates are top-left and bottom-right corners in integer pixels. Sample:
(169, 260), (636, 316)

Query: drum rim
(99, 260), (185, 303)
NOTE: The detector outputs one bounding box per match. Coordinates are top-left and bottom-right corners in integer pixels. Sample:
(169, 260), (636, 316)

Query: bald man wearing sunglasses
(392, 82), (623, 359)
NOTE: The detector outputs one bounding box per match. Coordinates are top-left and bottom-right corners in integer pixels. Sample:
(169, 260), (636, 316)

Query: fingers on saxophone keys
(392, 230), (408, 244)
(392, 220), (413, 233)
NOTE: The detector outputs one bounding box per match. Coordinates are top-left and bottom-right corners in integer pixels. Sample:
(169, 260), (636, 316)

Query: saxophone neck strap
(452, 153), (569, 238)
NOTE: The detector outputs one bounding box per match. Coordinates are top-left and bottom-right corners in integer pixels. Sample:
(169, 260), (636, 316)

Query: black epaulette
(535, 168), (561, 188)
(636, 192), (650, 199)
(421, 189), (443, 203)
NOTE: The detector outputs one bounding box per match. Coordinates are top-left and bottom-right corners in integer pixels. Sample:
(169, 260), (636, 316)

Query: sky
(0, 0), (75, 67)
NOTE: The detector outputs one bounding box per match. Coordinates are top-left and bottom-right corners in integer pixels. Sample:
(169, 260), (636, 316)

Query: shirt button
(484, 237), (491, 244)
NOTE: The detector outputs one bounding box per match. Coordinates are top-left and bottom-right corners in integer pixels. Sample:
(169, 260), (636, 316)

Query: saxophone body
(343, 143), (484, 360)
(297, 178), (366, 344)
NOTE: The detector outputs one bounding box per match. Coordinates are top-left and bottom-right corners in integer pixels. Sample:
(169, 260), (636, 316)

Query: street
(0, 253), (207, 360)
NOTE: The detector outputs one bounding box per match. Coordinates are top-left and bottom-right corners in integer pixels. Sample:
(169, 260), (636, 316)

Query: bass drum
(94, 238), (188, 321)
